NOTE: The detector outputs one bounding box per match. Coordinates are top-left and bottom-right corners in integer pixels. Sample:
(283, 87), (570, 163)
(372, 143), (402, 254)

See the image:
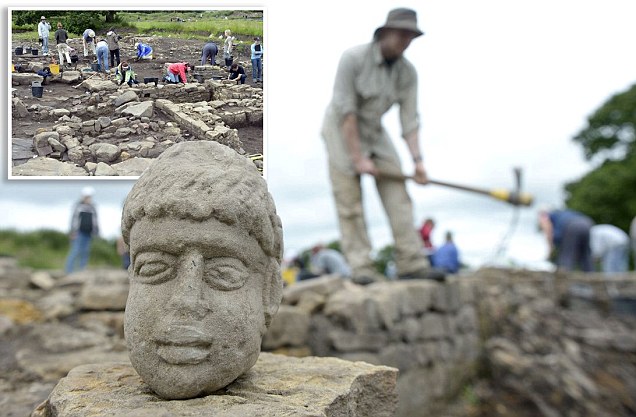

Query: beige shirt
(322, 41), (420, 174)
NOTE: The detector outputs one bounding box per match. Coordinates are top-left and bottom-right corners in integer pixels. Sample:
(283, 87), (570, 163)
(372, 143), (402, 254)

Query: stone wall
(474, 269), (636, 417)
(3, 261), (634, 416)
(263, 276), (480, 417)
(13, 80), (263, 176)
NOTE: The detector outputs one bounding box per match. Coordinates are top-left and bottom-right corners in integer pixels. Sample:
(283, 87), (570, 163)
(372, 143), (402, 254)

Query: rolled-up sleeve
(398, 64), (419, 137)
(330, 50), (358, 120)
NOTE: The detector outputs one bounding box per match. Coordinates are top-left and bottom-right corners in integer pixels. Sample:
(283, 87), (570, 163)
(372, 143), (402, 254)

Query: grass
(130, 19), (262, 39)
(11, 10), (262, 42)
(0, 229), (121, 270)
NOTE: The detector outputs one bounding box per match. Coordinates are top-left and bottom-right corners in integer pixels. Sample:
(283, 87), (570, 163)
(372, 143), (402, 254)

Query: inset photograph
(9, 8), (264, 178)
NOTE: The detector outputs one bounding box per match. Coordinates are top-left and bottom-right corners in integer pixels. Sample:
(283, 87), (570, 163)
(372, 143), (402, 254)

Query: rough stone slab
(111, 157), (153, 176)
(81, 79), (119, 92)
(262, 305), (310, 350)
(12, 158), (88, 176)
(121, 101), (154, 118)
(12, 73), (44, 85)
(32, 353), (398, 417)
(282, 275), (345, 304)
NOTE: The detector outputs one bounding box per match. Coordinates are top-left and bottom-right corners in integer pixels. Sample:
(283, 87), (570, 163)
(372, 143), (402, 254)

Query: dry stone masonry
(31, 355), (398, 417)
(263, 276), (480, 417)
(1, 251), (635, 416)
(12, 68), (263, 177)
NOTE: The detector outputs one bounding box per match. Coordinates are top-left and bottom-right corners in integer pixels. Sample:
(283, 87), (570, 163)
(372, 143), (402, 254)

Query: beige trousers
(329, 157), (429, 277)
(57, 43), (71, 64)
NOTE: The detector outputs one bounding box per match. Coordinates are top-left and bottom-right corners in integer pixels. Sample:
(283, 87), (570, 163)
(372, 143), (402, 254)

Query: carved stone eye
(133, 252), (176, 285)
(203, 257), (248, 291)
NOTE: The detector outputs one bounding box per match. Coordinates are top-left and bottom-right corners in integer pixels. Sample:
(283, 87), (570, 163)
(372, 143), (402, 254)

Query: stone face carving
(121, 141), (283, 399)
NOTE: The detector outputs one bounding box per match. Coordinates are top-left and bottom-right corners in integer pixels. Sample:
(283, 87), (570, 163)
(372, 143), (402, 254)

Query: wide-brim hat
(374, 8), (424, 39)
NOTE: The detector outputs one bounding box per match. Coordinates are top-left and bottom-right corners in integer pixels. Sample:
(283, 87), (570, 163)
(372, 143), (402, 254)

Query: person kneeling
(228, 63), (246, 84)
(115, 61), (138, 86)
(165, 62), (194, 84)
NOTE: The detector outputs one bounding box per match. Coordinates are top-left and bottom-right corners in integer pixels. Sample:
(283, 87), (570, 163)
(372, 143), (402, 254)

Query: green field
(0, 229), (121, 270)
(11, 10), (262, 42)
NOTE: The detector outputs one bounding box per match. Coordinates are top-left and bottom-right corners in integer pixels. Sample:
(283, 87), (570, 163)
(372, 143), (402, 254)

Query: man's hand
(354, 156), (378, 177)
(413, 161), (428, 184)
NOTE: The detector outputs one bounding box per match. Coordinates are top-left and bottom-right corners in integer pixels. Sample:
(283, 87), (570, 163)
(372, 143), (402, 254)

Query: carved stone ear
(262, 258), (283, 329)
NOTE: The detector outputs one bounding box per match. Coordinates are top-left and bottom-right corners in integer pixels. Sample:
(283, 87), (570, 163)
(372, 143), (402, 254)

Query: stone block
(283, 275), (345, 305)
(421, 313), (447, 340)
(89, 143), (120, 163)
(32, 354), (398, 417)
(94, 162), (117, 176)
(76, 269), (129, 311)
(12, 158), (87, 176)
(262, 305), (311, 350)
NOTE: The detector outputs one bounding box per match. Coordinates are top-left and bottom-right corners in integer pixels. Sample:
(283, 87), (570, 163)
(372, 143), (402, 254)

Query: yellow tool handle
(377, 171), (533, 207)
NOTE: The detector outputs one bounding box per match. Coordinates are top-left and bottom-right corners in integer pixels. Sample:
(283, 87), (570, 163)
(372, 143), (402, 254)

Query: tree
(573, 83), (636, 162)
(65, 11), (103, 35)
(566, 83), (636, 231)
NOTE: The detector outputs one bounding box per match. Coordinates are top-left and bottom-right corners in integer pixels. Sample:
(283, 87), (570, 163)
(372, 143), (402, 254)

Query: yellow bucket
(49, 64), (60, 75)
(11, 64), (15, 73)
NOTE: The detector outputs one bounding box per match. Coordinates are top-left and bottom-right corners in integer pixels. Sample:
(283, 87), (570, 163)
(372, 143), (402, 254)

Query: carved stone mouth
(153, 325), (213, 364)
(156, 344), (210, 365)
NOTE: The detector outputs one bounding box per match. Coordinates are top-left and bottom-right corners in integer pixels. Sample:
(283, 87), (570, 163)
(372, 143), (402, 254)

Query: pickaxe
(378, 167), (533, 207)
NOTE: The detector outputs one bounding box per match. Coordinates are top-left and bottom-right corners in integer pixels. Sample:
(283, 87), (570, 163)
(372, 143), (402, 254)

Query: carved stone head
(121, 141), (283, 400)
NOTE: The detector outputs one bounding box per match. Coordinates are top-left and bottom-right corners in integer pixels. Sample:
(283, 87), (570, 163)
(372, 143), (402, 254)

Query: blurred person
(201, 39), (219, 66)
(419, 217), (435, 264)
(54, 22), (72, 66)
(64, 187), (99, 274)
(432, 231), (460, 274)
(251, 36), (263, 83)
(223, 29), (235, 68)
(37, 16), (51, 56)
(95, 38), (109, 72)
(228, 63), (247, 84)
(321, 8), (440, 284)
(115, 61), (138, 86)
(106, 27), (122, 67)
(538, 207), (594, 272)
(165, 62), (194, 84)
(294, 257), (319, 282)
(631, 216), (636, 266)
(116, 236), (130, 270)
(82, 29), (96, 57)
(590, 224), (630, 274)
(310, 244), (351, 277)
(135, 42), (153, 60)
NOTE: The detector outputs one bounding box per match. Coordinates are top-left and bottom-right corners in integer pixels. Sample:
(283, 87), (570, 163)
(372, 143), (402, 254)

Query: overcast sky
(4, 1), (636, 270)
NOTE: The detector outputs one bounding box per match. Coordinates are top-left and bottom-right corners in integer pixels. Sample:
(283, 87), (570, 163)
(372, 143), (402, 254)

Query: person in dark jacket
(228, 63), (246, 84)
(539, 207), (594, 272)
(201, 40), (219, 66)
(64, 187), (99, 274)
(106, 27), (122, 68)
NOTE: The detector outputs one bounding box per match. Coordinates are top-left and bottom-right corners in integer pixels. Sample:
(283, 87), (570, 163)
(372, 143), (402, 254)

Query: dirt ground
(11, 34), (263, 165)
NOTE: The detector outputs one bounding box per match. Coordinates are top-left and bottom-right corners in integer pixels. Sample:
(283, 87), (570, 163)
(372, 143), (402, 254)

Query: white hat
(88, 29), (95, 38)
(81, 186), (95, 197)
(41, 16), (46, 20)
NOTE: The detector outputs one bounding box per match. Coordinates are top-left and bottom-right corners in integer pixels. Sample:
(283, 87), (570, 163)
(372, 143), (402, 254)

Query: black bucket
(31, 49), (38, 56)
(31, 82), (44, 98)
(91, 63), (100, 71)
(194, 74), (204, 83)
(143, 77), (158, 86)
(15, 47), (23, 55)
